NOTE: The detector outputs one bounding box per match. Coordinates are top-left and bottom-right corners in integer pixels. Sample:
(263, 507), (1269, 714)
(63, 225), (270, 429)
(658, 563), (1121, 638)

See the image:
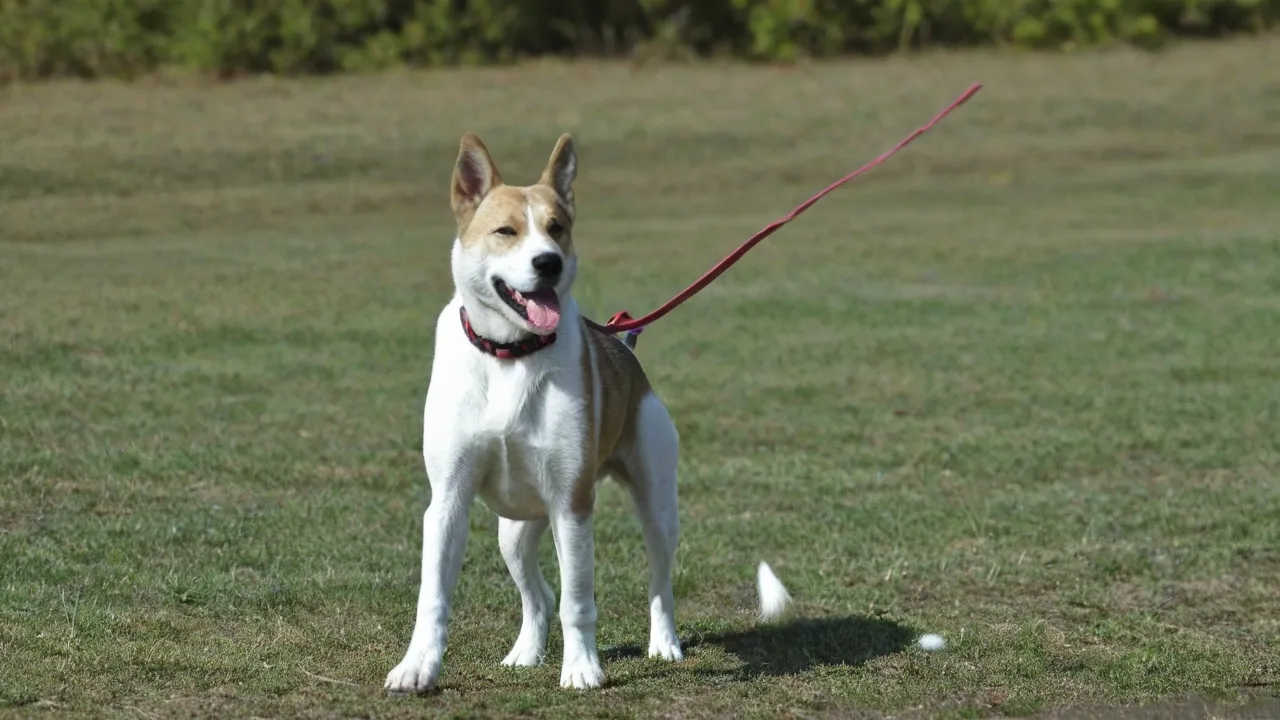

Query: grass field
(3, 37), (1280, 719)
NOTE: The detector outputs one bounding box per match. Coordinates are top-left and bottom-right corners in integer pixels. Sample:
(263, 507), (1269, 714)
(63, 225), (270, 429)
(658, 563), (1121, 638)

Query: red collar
(460, 306), (556, 359)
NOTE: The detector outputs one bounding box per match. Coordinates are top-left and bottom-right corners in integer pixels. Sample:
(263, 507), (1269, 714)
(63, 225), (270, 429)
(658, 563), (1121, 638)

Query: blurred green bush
(0, 0), (1275, 80)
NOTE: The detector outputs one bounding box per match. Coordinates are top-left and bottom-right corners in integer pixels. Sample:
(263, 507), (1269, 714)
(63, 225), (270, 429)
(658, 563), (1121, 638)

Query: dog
(384, 132), (684, 693)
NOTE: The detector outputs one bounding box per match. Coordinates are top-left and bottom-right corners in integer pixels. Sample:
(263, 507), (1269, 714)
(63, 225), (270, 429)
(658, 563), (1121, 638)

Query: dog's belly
(477, 478), (547, 521)
(475, 438), (557, 521)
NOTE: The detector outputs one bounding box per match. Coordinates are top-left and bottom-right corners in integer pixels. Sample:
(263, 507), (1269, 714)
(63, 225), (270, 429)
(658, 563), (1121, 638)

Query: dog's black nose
(531, 252), (563, 279)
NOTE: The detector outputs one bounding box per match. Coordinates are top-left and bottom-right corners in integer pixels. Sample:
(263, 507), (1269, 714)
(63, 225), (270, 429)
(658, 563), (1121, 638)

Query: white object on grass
(918, 633), (946, 651)
(756, 561), (792, 621)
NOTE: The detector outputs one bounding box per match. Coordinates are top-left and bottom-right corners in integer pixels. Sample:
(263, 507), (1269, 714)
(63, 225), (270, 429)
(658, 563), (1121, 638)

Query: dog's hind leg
(499, 517), (555, 667)
(620, 393), (683, 662)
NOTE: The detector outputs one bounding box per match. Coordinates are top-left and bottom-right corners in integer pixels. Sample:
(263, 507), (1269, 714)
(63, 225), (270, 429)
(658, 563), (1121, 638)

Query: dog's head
(449, 133), (577, 337)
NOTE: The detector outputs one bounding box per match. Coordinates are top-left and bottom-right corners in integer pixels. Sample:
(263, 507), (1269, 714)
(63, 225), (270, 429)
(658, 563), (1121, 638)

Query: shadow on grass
(604, 616), (913, 677)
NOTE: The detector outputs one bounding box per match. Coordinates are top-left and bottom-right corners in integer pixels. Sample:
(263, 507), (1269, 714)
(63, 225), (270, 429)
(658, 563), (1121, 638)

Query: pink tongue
(523, 289), (561, 332)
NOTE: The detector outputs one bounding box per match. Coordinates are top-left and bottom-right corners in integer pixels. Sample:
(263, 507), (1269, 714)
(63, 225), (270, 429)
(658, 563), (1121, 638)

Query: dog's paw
(648, 635), (684, 662)
(501, 636), (546, 667)
(559, 657), (605, 690)
(384, 658), (441, 695)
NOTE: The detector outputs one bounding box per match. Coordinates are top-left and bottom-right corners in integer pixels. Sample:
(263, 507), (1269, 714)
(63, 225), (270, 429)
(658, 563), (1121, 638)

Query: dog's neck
(455, 288), (577, 348)
(460, 305), (557, 359)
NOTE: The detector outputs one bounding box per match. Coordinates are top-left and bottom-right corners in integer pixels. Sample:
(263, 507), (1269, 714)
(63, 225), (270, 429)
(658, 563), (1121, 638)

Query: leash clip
(606, 310), (643, 349)
(623, 326), (644, 349)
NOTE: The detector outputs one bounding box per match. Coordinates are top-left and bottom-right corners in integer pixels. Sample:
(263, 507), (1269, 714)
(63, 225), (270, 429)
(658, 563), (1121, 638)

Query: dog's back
(582, 321), (650, 464)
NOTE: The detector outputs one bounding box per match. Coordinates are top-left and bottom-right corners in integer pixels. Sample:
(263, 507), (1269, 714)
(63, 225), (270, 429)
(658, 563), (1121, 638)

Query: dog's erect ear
(452, 133), (502, 226)
(539, 134), (577, 205)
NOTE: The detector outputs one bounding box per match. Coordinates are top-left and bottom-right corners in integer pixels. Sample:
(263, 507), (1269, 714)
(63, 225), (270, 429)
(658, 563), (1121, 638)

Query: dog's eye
(494, 226), (517, 236)
(547, 220), (564, 237)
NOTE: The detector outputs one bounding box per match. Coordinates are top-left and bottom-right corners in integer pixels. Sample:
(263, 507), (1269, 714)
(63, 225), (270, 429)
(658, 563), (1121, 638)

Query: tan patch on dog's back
(571, 320), (651, 514)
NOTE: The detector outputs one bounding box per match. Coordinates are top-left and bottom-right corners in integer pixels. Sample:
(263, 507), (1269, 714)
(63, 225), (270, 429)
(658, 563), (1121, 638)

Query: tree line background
(1, 0), (1276, 81)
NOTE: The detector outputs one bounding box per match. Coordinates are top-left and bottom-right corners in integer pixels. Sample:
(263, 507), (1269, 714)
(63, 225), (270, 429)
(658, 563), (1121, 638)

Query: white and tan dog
(384, 133), (684, 693)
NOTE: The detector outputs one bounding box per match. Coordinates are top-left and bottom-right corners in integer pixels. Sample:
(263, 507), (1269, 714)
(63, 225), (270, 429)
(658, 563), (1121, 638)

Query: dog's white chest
(427, 346), (588, 522)
(475, 365), (541, 435)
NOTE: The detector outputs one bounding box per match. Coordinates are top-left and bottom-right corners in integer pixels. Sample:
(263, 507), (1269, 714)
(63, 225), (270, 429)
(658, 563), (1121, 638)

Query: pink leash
(588, 82), (983, 344)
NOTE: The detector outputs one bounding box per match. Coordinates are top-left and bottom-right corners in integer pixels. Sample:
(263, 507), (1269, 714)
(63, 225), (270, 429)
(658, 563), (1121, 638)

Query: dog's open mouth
(494, 279), (561, 333)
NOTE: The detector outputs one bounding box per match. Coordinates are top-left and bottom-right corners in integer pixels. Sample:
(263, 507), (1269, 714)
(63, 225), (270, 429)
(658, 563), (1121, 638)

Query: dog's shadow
(604, 616), (913, 677)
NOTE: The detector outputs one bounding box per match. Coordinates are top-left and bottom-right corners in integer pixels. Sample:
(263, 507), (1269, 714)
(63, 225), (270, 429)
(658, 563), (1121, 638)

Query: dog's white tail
(756, 561), (792, 621)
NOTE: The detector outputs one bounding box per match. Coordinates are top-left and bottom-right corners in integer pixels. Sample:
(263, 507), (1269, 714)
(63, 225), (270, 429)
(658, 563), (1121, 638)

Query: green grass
(3, 38), (1280, 719)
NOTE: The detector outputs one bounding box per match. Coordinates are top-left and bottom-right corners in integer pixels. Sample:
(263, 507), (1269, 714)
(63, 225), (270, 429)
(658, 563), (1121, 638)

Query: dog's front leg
(384, 471), (477, 695)
(550, 510), (604, 689)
